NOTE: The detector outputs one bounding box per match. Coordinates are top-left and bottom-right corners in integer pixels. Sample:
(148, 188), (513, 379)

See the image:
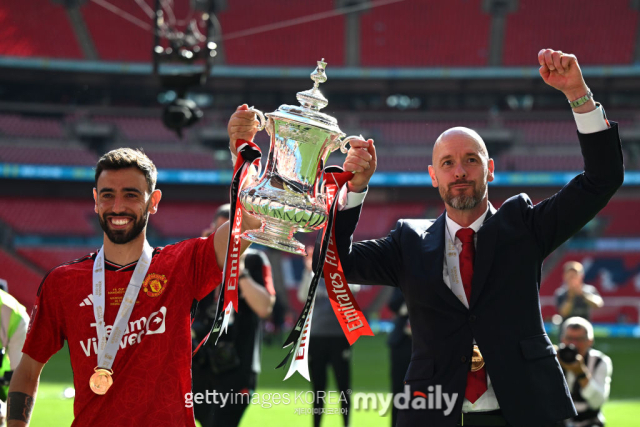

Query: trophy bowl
(239, 59), (362, 256)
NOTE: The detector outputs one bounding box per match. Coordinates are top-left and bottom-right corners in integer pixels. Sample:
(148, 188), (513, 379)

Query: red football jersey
(23, 233), (222, 426)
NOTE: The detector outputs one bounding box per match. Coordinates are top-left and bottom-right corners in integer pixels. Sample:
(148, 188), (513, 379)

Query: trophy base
(241, 221), (307, 256)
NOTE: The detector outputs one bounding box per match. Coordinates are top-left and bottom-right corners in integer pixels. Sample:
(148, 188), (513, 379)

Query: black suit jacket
(329, 125), (624, 427)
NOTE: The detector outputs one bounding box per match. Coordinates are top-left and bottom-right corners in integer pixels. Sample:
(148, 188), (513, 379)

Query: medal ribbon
(200, 139), (261, 351)
(92, 241), (153, 370)
(277, 167), (373, 376)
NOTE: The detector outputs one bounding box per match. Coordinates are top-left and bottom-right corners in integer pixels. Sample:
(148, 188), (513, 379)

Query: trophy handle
(339, 135), (365, 154)
(248, 106), (267, 131)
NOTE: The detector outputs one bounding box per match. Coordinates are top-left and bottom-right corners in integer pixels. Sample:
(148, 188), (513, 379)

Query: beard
(439, 179), (486, 210)
(99, 206), (149, 245)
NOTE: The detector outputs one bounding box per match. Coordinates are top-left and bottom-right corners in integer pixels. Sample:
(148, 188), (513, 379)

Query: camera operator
(557, 317), (612, 427)
(0, 286), (30, 426)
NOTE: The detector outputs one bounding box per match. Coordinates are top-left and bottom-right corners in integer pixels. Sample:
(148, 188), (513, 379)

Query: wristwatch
(575, 372), (588, 381)
(569, 90), (593, 109)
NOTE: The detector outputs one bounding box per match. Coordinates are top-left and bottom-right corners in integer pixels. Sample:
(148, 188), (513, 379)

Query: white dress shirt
(445, 209), (501, 412)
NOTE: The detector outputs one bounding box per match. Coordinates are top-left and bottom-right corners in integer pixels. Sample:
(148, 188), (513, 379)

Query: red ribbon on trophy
(194, 139), (261, 355)
(322, 171), (374, 345)
(278, 166), (373, 377)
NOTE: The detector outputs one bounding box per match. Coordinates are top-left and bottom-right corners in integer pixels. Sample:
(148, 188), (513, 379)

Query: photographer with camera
(555, 261), (604, 321)
(0, 286), (29, 426)
(557, 317), (612, 427)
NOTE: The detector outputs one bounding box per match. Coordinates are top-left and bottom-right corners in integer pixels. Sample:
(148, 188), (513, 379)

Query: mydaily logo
(354, 385), (458, 416)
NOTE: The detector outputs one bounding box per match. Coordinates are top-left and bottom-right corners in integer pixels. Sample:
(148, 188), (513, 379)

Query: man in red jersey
(6, 105), (262, 427)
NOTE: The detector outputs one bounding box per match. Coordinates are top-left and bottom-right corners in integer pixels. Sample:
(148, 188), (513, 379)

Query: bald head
(432, 127), (489, 161)
(428, 126), (495, 214)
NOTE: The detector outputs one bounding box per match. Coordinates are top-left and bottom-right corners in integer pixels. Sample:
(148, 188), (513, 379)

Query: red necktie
(455, 228), (488, 403)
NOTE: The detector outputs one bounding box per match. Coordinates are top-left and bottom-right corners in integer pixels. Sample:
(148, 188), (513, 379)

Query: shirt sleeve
(584, 284), (602, 298)
(580, 353), (612, 409)
(22, 273), (66, 364)
(243, 251), (275, 296)
(7, 315), (28, 370)
(188, 232), (224, 301)
(573, 104), (610, 134)
(339, 185), (368, 211)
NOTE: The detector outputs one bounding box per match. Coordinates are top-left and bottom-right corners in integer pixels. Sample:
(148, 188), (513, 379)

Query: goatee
(99, 207), (149, 244)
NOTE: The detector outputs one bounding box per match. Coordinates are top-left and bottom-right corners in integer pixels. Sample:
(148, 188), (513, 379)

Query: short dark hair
(214, 203), (231, 222)
(95, 148), (157, 192)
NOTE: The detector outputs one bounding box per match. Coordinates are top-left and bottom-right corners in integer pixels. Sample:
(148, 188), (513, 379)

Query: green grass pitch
(29, 335), (639, 426)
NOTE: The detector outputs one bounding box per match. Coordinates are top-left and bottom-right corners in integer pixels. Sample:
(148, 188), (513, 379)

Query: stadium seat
(353, 202), (429, 241)
(149, 201), (223, 238)
(218, 1), (345, 66)
(598, 199), (640, 237)
(0, 0), (83, 59)
(0, 114), (66, 139)
(0, 248), (43, 311)
(360, 0), (490, 66)
(0, 198), (96, 236)
(503, 0), (638, 65)
(16, 247), (95, 273)
(93, 116), (185, 143)
(0, 142), (97, 166)
(541, 251), (640, 323)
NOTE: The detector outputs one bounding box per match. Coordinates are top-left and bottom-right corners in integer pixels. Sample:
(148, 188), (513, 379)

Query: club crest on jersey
(142, 273), (168, 297)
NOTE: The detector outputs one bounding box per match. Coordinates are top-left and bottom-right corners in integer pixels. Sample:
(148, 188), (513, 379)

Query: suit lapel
(423, 214), (467, 313)
(469, 203), (498, 309)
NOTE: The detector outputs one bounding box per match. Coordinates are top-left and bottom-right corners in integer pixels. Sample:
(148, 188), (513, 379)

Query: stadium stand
(598, 198), (640, 237)
(92, 116), (185, 143)
(217, 1), (345, 66)
(498, 152), (585, 171)
(361, 120), (489, 145)
(503, 0), (639, 65)
(0, 0), (82, 59)
(17, 247), (95, 273)
(353, 202), (429, 241)
(360, 0), (490, 66)
(541, 251), (640, 323)
(0, 248), (43, 311)
(0, 198), (96, 236)
(0, 141), (98, 166)
(149, 201), (222, 238)
(80, 0), (156, 62)
(0, 114), (66, 138)
(129, 146), (219, 169)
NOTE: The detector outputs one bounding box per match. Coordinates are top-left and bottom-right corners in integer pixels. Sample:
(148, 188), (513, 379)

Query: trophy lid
(267, 59), (344, 136)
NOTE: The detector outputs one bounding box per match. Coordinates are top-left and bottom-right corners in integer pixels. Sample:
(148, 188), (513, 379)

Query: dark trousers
(389, 337), (412, 427)
(309, 335), (351, 427)
(192, 358), (255, 427)
(209, 373), (256, 427)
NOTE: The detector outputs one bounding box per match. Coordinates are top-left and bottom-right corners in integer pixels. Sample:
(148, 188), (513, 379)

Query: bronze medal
(471, 345), (485, 372)
(90, 368), (113, 395)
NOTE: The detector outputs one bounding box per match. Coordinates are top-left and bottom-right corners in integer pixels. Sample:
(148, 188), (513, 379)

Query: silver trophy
(240, 59), (363, 256)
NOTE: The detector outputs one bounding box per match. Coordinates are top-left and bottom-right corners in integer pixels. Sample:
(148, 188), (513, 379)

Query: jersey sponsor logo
(80, 306), (168, 357)
(142, 273), (168, 297)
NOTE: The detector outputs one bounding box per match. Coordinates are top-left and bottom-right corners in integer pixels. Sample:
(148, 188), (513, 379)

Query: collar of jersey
(104, 259), (138, 272)
(99, 248), (159, 272)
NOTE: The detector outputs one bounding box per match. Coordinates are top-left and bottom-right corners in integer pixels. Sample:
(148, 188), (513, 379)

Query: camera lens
(558, 343), (578, 364)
